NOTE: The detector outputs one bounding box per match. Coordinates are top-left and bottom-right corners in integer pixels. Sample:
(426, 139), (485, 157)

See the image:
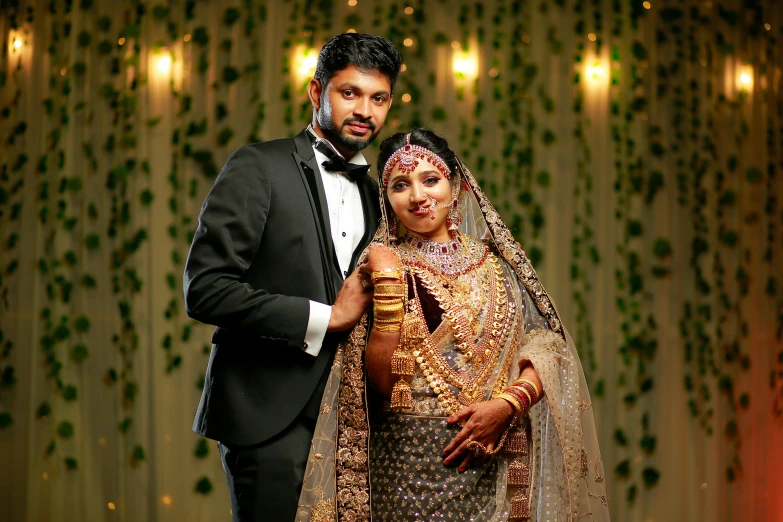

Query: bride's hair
(376, 128), (461, 187)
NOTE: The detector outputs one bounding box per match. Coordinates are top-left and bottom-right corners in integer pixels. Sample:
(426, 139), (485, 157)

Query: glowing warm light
(404, 6), (414, 14)
(403, 38), (414, 47)
(293, 46), (319, 79)
(643, 1), (651, 8)
(522, 35), (531, 44)
(588, 33), (597, 42)
(98, 437), (107, 446)
(587, 62), (605, 82)
(400, 63), (407, 72)
(164, 434), (172, 442)
(304, 30), (313, 37)
(700, 483), (708, 491)
(348, 0), (357, 5)
(13, 38), (23, 49)
(42, 472), (49, 480)
(640, 60), (649, 68)
(118, 37), (125, 45)
(347, 28), (356, 33)
(451, 41), (461, 50)
(488, 68), (499, 78)
(162, 495), (172, 505)
(764, 23), (771, 31)
(157, 54), (172, 74)
(737, 64), (754, 92)
(183, 33), (191, 42)
(401, 93), (412, 103)
(453, 51), (478, 78)
(60, 68), (67, 76)
(108, 503), (116, 510)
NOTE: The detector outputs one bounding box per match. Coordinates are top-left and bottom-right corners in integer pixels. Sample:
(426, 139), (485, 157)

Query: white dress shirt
(302, 126), (367, 356)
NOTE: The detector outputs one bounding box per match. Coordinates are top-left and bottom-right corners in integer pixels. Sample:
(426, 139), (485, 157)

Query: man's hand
(327, 270), (373, 332)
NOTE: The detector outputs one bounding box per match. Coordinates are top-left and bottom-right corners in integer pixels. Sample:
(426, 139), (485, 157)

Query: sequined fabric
(370, 415), (500, 521)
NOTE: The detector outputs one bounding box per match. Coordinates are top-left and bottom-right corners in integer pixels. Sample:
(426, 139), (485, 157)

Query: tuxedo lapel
(349, 176), (381, 272)
(292, 130), (340, 301)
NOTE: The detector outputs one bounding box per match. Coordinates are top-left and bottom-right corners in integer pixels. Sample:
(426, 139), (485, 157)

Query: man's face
(309, 64), (393, 155)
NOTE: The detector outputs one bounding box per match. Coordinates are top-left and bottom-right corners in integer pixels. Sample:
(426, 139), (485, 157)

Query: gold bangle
(371, 268), (402, 284)
(374, 323), (401, 333)
(374, 299), (404, 323)
(498, 393), (523, 417)
(514, 378), (541, 401)
(511, 385), (533, 406)
(374, 283), (405, 298)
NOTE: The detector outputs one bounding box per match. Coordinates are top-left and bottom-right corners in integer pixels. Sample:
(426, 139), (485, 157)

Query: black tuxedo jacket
(184, 129), (380, 446)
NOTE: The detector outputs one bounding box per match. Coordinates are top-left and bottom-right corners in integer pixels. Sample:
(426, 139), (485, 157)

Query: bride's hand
(441, 399), (516, 472)
(359, 244), (400, 277)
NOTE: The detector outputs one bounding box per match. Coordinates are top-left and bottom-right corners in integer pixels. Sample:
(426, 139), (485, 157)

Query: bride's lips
(410, 207), (432, 217)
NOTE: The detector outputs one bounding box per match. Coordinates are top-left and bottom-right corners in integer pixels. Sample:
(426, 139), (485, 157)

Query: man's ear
(388, 94), (393, 111)
(307, 79), (322, 110)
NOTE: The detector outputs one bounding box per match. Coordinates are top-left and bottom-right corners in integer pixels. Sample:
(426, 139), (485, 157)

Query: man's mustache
(343, 118), (376, 132)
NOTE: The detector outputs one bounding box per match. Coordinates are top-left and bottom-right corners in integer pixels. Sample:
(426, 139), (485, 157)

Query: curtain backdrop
(1, 1), (782, 521)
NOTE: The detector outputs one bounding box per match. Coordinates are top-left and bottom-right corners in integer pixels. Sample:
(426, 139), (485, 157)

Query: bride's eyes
(423, 176), (440, 186)
(391, 181), (409, 191)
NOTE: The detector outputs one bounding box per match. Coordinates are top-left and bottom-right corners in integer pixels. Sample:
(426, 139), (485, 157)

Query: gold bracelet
(371, 267), (402, 284)
(374, 322), (401, 333)
(374, 299), (404, 323)
(497, 393), (523, 417)
(514, 378), (541, 401)
(374, 310), (404, 324)
(374, 283), (405, 298)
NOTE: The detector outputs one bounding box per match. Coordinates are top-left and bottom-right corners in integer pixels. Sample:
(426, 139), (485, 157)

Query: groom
(184, 33), (402, 521)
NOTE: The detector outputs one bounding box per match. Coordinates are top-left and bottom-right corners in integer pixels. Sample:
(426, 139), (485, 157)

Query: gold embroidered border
(462, 166), (567, 342)
(335, 315), (372, 520)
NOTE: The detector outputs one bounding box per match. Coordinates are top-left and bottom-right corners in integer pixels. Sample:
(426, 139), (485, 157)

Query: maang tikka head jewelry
(381, 133), (452, 189)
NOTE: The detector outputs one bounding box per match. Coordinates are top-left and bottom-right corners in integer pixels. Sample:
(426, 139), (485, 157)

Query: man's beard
(318, 96), (380, 152)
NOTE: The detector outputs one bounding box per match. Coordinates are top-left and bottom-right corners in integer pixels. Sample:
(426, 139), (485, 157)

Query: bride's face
(386, 157), (453, 242)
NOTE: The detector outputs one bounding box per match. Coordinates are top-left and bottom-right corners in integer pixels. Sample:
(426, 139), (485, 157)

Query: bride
(297, 128), (610, 522)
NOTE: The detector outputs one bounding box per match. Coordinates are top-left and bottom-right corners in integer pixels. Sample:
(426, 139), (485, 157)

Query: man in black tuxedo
(183, 33), (402, 521)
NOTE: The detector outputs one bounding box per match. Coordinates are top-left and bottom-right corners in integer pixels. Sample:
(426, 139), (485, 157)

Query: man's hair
(314, 33), (403, 94)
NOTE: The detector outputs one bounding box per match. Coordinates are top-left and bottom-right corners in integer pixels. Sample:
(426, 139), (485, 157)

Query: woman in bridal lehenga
(297, 128), (610, 522)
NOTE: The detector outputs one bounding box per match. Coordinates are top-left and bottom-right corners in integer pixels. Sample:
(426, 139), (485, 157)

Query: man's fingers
(447, 405), (475, 425)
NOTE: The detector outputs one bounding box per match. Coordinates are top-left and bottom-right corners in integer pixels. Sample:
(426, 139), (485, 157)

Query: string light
(453, 50), (478, 78)
(643, 1), (651, 8)
(42, 472), (49, 480)
(60, 68), (67, 76)
(522, 35), (531, 44)
(164, 434), (172, 442)
(348, 0), (357, 5)
(451, 41), (461, 50)
(108, 503), (116, 510)
(403, 38), (414, 47)
(488, 68), (499, 78)
(183, 33), (191, 42)
(401, 93), (412, 103)
(764, 23), (771, 31)
(738, 64), (753, 92)
(347, 28), (356, 33)
(404, 6), (414, 14)
(587, 62), (606, 83)
(294, 46), (318, 80)
(118, 37), (125, 46)
(400, 63), (407, 72)
(157, 53), (172, 75)
(162, 495), (172, 506)
(98, 437), (107, 446)
(13, 37), (23, 49)
(700, 483), (708, 491)
(588, 33), (597, 41)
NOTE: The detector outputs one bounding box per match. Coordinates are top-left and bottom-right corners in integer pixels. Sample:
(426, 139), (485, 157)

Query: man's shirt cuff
(303, 301), (331, 356)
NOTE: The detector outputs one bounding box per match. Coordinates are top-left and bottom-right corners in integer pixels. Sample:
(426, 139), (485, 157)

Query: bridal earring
(446, 187), (462, 231)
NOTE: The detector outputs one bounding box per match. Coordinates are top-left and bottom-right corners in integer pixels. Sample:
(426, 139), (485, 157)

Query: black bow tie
(313, 140), (370, 182)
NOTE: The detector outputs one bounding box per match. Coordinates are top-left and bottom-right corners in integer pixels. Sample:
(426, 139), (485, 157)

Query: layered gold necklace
(390, 234), (518, 414)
